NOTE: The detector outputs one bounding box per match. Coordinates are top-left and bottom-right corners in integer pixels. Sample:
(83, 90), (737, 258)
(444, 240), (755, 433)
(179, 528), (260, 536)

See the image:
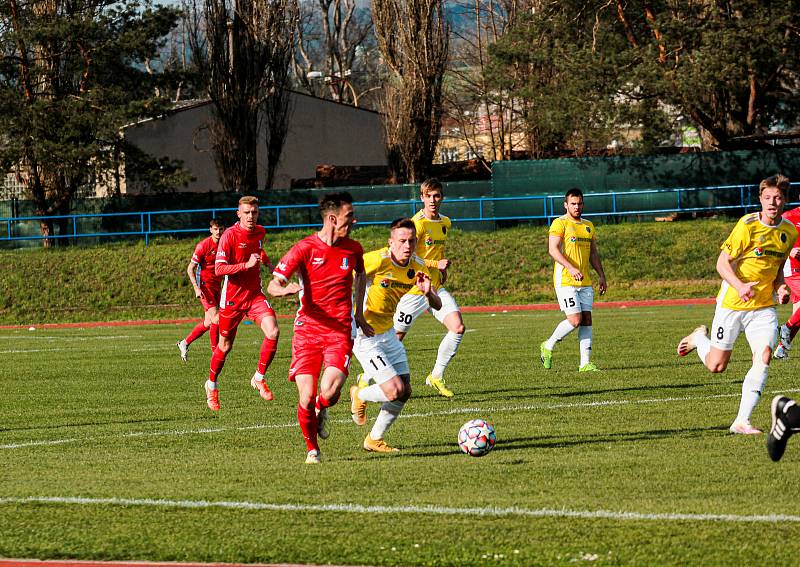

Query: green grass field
(3, 305), (800, 566)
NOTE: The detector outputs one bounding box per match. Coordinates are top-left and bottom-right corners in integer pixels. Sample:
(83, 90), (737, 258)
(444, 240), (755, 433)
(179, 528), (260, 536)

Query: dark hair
(759, 174), (790, 197)
(209, 218), (223, 227)
(319, 191), (354, 218)
(390, 217), (416, 233)
(565, 187), (584, 201)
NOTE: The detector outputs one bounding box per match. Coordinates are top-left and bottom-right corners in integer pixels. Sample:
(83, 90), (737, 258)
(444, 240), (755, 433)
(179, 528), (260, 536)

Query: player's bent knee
(453, 323), (466, 335)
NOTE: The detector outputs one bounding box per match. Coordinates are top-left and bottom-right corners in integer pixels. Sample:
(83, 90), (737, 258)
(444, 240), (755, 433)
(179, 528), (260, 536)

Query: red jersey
(272, 233), (365, 335)
(215, 223), (270, 309)
(783, 207), (800, 275)
(191, 236), (221, 287)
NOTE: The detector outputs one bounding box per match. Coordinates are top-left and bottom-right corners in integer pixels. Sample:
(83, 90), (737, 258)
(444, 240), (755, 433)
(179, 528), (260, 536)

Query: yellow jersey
(549, 215), (596, 287)
(362, 247), (431, 334)
(718, 213), (797, 310)
(407, 210), (451, 294)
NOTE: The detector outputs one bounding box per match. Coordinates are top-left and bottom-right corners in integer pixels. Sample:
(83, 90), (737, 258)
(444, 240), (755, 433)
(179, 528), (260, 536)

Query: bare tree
(292, 0), (382, 108)
(373, 0), (449, 182)
(445, 0), (524, 163)
(187, 0), (298, 192)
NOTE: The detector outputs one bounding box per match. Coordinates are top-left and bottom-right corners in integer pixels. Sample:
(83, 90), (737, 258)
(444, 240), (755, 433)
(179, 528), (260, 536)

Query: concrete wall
(123, 91), (387, 193)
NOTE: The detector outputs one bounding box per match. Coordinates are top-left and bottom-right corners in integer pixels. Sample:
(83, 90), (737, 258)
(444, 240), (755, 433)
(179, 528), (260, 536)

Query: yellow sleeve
(721, 219), (749, 259)
(363, 250), (382, 278)
(548, 218), (565, 237)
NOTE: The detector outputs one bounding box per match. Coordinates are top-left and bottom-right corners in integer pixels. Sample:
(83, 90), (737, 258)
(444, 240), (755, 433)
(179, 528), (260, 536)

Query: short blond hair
(420, 178), (443, 196)
(759, 175), (790, 197)
(239, 195), (259, 206)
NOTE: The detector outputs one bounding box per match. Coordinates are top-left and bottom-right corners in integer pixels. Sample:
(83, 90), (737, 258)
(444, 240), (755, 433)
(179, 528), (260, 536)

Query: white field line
(0, 335), (138, 341)
(5, 388), (800, 451)
(1, 495), (799, 524)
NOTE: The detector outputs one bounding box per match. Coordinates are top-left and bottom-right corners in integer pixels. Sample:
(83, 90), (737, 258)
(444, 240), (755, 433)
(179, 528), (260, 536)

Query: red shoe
(204, 382), (220, 411)
(251, 374), (274, 401)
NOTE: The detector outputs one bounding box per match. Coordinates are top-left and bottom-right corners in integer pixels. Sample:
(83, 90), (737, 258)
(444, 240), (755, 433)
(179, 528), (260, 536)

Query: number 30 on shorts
(396, 311), (413, 325)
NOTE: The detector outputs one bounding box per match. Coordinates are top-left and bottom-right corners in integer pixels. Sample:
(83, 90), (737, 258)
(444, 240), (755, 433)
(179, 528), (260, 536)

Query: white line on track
(1, 495), (798, 524)
(5, 388), (800, 451)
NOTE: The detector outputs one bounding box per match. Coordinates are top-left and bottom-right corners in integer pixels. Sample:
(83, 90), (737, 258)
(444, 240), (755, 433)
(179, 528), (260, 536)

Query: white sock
(735, 361), (769, 424)
(358, 383), (390, 403)
(206, 379), (218, 390)
(432, 331), (463, 377)
(545, 319), (577, 350)
(578, 325), (593, 367)
(370, 400), (405, 439)
(252, 371), (264, 382)
(696, 334), (711, 365)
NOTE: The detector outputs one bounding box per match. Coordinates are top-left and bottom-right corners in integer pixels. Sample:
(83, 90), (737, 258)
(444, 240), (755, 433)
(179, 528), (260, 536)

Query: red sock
(209, 348), (227, 382)
(185, 322), (209, 346)
(297, 404), (318, 452)
(317, 394), (334, 412)
(209, 324), (219, 350)
(787, 310), (800, 334)
(257, 338), (278, 375)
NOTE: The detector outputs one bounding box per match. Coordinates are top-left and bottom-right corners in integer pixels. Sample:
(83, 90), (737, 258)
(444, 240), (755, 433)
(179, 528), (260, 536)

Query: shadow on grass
(400, 425), (726, 458)
(0, 415), (180, 432)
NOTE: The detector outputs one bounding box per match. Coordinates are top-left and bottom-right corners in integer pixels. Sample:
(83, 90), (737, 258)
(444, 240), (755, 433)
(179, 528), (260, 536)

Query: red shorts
(218, 294), (275, 338)
(199, 282), (221, 311)
(289, 327), (353, 382)
(787, 275), (800, 304)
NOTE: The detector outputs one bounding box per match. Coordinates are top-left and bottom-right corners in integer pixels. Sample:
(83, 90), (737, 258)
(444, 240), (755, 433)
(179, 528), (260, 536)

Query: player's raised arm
(267, 274), (301, 297)
(417, 271), (442, 311)
(548, 234), (583, 281)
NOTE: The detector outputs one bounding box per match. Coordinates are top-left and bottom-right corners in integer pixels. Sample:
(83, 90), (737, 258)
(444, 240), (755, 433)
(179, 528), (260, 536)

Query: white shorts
(353, 328), (409, 384)
(710, 305), (778, 352)
(393, 288), (460, 333)
(555, 286), (594, 315)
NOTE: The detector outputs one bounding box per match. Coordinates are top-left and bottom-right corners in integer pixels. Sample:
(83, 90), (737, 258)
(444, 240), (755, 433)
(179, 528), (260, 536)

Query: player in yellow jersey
(678, 175), (797, 435)
(394, 179), (465, 397)
(350, 218), (442, 453)
(540, 188), (607, 371)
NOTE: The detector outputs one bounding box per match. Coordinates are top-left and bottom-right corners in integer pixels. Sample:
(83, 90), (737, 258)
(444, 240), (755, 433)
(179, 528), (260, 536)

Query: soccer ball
(458, 419), (496, 457)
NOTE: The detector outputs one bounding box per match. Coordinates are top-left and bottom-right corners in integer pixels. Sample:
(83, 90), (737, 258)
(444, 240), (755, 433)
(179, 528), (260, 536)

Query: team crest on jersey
(754, 247), (764, 257)
(407, 268), (415, 279)
(781, 233), (788, 243)
(238, 243), (247, 249)
(340, 257), (349, 270)
(586, 227), (591, 233)
(442, 226), (447, 234)
(380, 278), (390, 288)
(425, 235), (434, 246)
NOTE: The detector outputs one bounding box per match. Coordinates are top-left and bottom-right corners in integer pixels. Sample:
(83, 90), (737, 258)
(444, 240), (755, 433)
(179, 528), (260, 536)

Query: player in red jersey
(203, 196), (280, 410)
(268, 192), (373, 464)
(177, 219), (224, 362)
(775, 202), (800, 359)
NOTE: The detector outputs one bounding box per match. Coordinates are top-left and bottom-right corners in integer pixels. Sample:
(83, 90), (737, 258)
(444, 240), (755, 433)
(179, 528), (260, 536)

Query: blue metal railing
(0, 182), (792, 245)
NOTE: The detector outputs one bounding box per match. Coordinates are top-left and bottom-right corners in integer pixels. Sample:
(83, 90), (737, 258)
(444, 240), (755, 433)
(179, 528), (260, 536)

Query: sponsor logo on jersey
(276, 261), (287, 271)
(762, 249), (785, 258)
(312, 257), (324, 266)
(425, 236), (434, 246)
(754, 247), (764, 257)
(569, 236), (577, 243)
(380, 278), (390, 288)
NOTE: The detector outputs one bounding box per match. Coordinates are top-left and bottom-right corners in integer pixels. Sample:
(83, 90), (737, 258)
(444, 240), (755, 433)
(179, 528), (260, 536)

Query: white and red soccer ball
(458, 418), (496, 457)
